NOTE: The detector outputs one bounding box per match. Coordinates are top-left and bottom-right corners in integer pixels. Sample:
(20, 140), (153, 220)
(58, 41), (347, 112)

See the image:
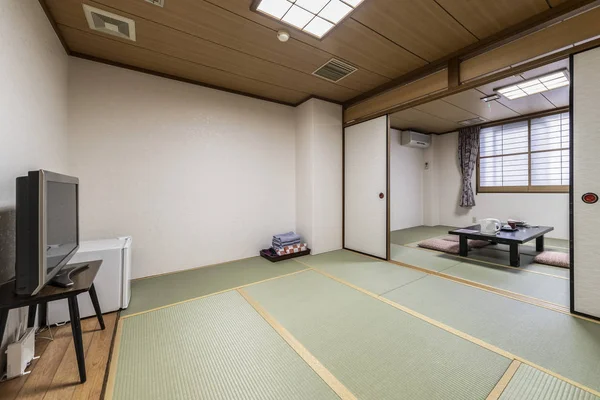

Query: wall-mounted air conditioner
(401, 131), (431, 149)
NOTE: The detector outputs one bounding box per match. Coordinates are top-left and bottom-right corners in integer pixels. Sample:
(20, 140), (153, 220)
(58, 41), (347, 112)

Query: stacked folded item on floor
(272, 231), (307, 256)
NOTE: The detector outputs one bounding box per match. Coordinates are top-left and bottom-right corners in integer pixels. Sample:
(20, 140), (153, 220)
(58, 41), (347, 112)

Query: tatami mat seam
(289, 259), (600, 398)
(120, 268), (310, 320)
(399, 243), (568, 280)
(389, 259), (570, 311)
(237, 288), (358, 400)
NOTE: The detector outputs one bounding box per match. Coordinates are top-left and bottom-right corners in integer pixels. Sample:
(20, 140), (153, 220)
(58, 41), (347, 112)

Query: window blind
(478, 111), (569, 192)
(479, 120), (529, 187)
(530, 112), (570, 186)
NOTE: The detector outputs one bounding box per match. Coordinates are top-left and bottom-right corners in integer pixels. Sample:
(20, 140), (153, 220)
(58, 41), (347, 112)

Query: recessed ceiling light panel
(495, 69), (570, 100)
(252, 0), (365, 39)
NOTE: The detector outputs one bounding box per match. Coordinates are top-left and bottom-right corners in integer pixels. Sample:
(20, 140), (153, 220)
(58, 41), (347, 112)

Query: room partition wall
(571, 46), (600, 320)
(343, 116), (390, 260)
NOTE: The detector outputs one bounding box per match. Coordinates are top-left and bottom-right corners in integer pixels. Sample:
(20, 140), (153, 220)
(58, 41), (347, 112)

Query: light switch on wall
(424, 162), (429, 170)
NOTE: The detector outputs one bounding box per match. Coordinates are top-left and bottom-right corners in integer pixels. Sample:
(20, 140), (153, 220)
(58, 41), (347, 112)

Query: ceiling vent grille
(145, 0), (165, 7)
(312, 59), (357, 82)
(83, 4), (136, 41)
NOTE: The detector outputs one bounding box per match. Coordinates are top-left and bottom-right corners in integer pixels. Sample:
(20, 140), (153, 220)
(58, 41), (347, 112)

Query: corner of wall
(293, 99), (343, 254)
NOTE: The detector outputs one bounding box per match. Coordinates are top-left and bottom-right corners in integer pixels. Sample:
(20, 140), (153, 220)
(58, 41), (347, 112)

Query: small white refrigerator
(47, 236), (132, 325)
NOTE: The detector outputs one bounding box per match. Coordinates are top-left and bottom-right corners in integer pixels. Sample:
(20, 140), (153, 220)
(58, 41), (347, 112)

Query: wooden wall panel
(351, 0), (477, 62)
(62, 27), (308, 104)
(212, 0), (428, 79)
(435, 0), (549, 39)
(91, 0), (389, 93)
(345, 70), (448, 123)
(46, 0), (358, 102)
(461, 6), (600, 82)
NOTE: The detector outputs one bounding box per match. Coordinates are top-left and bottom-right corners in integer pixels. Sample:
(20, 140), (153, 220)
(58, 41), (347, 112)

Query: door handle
(379, 192), (385, 199)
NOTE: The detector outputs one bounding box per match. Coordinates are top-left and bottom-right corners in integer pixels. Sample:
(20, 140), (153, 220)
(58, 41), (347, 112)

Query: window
(478, 111), (569, 193)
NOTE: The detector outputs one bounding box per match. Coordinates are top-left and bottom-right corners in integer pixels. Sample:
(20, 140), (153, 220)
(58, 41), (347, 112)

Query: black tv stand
(50, 264), (90, 288)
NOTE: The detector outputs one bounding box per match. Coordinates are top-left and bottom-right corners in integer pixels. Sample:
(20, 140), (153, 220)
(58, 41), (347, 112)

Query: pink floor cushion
(418, 238), (460, 254)
(440, 236), (490, 249)
(534, 251), (570, 268)
(468, 239), (491, 249)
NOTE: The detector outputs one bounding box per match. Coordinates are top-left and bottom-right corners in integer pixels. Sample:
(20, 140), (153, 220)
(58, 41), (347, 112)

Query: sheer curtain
(458, 126), (480, 207)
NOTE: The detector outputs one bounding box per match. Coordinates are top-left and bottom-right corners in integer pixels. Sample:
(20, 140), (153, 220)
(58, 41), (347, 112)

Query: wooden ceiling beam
(344, 0), (600, 109)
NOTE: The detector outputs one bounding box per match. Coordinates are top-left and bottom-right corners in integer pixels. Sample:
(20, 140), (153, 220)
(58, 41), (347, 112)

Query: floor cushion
(441, 236), (490, 249)
(534, 251), (570, 268)
(418, 238), (460, 254)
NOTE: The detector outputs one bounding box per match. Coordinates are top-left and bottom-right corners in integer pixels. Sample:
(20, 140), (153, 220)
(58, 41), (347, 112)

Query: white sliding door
(344, 116), (389, 259)
(573, 47), (600, 319)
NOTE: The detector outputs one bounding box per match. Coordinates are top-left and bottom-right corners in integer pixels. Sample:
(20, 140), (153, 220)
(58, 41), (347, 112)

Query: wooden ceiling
(41, 0), (573, 106)
(389, 59), (569, 134)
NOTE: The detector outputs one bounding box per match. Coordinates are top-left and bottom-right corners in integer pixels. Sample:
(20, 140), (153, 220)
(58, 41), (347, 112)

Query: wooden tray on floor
(260, 248), (311, 262)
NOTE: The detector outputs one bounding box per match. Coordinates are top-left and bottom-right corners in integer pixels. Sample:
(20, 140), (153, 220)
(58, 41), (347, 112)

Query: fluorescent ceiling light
(257, 0), (292, 19)
(495, 69), (569, 100)
(304, 16), (334, 37)
(282, 5), (314, 28)
(480, 94), (500, 102)
(295, 0), (329, 14)
(320, 0), (352, 24)
(253, 0), (364, 39)
(341, 0), (364, 6)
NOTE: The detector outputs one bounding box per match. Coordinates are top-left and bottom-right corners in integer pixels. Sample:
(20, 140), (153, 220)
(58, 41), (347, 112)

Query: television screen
(15, 170), (80, 295)
(46, 181), (78, 274)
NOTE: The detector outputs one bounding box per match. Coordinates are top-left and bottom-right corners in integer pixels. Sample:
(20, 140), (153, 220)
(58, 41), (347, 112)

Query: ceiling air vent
(145, 0), (165, 7)
(83, 4), (136, 41)
(313, 59), (357, 83)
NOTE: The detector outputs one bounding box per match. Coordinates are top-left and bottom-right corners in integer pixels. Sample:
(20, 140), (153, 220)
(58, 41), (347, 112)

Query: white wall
(390, 129), (424, 231)
(0, 0), (69, 369)
(68, 58), (297, 279)
(295, 98), (343, 254)
(430, 131), (569, 239)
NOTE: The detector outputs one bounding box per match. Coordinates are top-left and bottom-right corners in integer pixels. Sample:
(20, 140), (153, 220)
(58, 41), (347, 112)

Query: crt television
(15, 170), (79, 296)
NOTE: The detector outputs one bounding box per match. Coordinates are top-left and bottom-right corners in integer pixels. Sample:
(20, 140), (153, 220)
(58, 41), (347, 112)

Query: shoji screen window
(479, 120), (529, 191)
(530, 112), (570, 189)
(478, 111), (569, 193)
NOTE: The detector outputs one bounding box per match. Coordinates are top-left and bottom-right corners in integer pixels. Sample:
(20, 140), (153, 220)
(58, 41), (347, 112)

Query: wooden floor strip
(486, 360), (522, 400)
(121, 268), (310, 319)
(103, 318), (123, 400)
(237, 288), (357, 400)
(301, 264), (600, 398)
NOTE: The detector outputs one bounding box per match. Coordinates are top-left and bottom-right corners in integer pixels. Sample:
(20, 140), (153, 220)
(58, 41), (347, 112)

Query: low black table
(448, 225), (554, 267)
(0, 260), (103, 383)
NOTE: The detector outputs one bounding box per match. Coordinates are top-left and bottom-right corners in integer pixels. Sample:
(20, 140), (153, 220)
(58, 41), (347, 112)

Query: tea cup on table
(508, 221), (517, 229)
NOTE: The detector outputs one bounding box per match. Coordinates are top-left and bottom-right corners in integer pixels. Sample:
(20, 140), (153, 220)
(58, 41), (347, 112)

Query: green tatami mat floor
(390, 225), (456, 245)
(244, 270), (511, 400)
(113, 290), (339, 400)
(390, 243), (569, 304)
(384, 275), (600, 393)
(442, 261), (569, 306)
(298, 250), (427, 295)
(500, 364), (599, 400)
(123, 256), (306, 316)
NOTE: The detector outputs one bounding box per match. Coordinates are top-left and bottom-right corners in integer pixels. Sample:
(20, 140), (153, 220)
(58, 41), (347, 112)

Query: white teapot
(479, 218), (501, 235)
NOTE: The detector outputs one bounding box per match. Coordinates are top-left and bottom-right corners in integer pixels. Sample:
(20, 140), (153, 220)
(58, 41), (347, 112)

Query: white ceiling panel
(414, 99), (480, 123)
(541, 86), (569, 108)
(444, 89), (519, 121)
